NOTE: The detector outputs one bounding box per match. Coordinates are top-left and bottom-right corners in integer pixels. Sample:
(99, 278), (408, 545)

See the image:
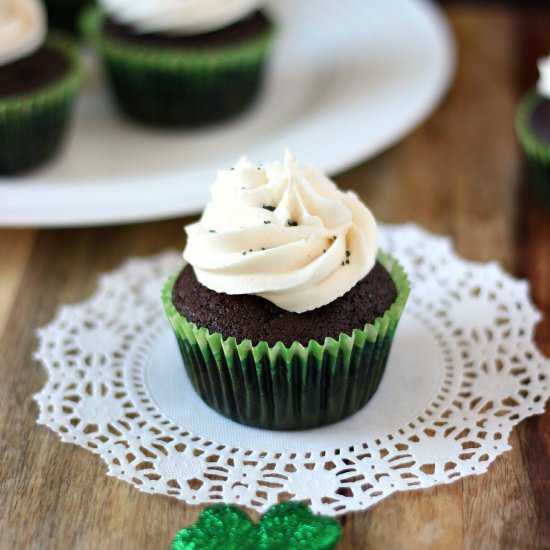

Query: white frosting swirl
(100, 0), (265, 36)
(538, 54), (550, 99)
(0, 0), (46, 66)
(184, 152), (378, 314)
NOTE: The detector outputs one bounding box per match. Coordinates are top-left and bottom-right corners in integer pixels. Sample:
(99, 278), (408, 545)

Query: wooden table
(1, 5), (550, 549)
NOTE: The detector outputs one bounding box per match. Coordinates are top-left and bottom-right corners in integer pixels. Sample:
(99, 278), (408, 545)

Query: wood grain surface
(1, 5), (550, 549)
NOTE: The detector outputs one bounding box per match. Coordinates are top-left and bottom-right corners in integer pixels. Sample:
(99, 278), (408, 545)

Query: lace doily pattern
(34, 225), (550, 516)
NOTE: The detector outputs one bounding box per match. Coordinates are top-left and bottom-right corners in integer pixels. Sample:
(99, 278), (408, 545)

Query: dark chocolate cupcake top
(99, 0), (267, 36)
(173, 262), (397, 346)
(183, 152), (379, 314)
(0, 0), (46, 67)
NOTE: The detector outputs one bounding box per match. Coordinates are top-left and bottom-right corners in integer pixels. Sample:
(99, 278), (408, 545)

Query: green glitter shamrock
(173, 502), (342, 550)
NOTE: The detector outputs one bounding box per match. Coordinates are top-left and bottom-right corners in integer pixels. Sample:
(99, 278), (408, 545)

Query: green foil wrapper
(0, 34), (82, 176)
(82, 8), (276, 127)
(516, 90), (550, 211)
(162, 251), (410, 431)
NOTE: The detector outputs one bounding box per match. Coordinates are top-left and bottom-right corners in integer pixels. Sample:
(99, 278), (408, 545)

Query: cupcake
(44, 0), (94, 35)
(162, 152), (410, 431)
(0, 0), (82, 175)
(82, 0), (276, 127)
(517, 53), (550, 211)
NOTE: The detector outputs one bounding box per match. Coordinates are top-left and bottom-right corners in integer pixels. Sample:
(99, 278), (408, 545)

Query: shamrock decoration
(173, 502), (342, 550)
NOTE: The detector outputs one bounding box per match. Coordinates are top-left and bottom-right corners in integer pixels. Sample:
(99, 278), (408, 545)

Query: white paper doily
(34, 224), (550, 516)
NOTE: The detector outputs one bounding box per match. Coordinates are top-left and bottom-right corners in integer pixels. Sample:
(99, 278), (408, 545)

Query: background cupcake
(83, 0), (276, 127)
(43, 0), (94, 35)
(0, 0), (82, 175)
(517, 53), (550, 211)
(163, 152), (410, 431)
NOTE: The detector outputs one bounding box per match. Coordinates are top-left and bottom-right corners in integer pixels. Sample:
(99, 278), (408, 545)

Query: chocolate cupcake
(162, 153), (410, 431)
(82, 0), (276, 127)
(517, 53), (550, 211)
(0, 0), (82, 175)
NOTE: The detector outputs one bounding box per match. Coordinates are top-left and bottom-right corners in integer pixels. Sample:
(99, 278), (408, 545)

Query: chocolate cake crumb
(0, 46), (69, 98)
(103, 11), (271, 49)
(172, 262), (397, 346)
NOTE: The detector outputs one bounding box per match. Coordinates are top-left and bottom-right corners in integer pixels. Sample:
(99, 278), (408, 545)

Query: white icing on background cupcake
(100, 0), (266, 36)
(184, 152), (379, 314)
(537, 54), (550, 100)
(0, 0), (46, 66)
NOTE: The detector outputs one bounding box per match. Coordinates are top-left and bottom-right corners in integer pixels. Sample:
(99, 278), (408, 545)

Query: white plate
(0, 0), (455, 227)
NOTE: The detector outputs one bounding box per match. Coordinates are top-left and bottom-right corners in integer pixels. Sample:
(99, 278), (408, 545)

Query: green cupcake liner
(162, 251), (410, 431)
(516, 90), (550, 211)
(44, 0), (95, 35)
(0, 34), (82, 176)
(82, 8), (276, 127)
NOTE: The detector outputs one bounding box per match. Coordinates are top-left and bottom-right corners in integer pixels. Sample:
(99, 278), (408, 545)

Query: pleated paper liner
(82, 8), (276, 127)
(0, 34), (82, 176)
(516, 90), (550, 211)
(162, 251), (410, 431)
